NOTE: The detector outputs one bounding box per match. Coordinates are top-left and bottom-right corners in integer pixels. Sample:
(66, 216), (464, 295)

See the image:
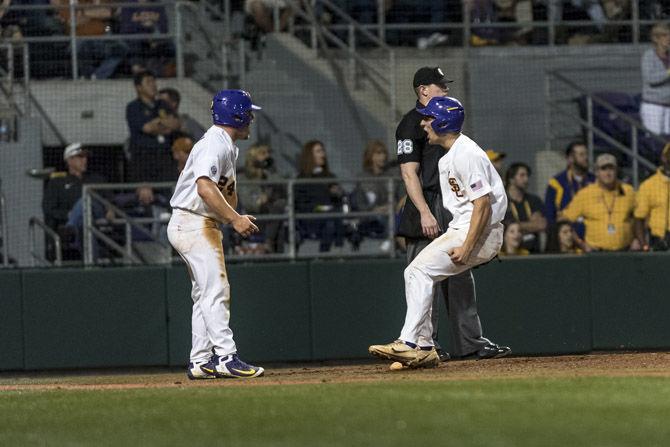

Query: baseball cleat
(412, 347), (440, 369)
(200, 354), (265, 379)
(187, 361), (217, 380)
(477, 343), (511, 360)
(436, 348), (451, 362)
(369, 341), (439, 368)
(462, 343), (512, 360)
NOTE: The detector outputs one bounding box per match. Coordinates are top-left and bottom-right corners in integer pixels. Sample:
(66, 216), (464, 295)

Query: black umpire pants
(405, 193), (491, 357)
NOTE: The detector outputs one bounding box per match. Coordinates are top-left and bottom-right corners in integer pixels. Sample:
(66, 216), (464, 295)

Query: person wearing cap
(486, 149), (506, 177)
(634, 143), (670, 251)
(394, 67), (507, 362)
(42, 143), (107, 260)
(168, 89), (264, 380)
(544, 141), (595, 237)
(370, 95), (510, 368)
(640, 21), (670, 136)
(561, 153), (639, 252)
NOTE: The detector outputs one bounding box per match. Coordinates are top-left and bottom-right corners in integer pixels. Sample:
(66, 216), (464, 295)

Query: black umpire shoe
(436, 348), (451, 362)
(462, 343), (511, 360)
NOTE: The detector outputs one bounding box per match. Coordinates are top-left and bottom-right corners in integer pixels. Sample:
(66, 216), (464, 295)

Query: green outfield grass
(1, 376), (669, 447)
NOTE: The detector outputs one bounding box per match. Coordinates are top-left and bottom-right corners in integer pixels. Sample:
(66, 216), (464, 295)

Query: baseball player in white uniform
(369, 96), (507, 368)
(168, 89), (264, 379)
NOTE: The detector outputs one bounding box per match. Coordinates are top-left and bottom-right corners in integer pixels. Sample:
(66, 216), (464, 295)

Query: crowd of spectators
(0, 0), (174, 79)
(20, 4), (670, 262)
(498, 141), (670, 257)
(3, 0), (669, 80)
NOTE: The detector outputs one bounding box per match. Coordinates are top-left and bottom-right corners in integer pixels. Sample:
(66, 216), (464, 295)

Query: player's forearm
(227, 192), (238, 210)
(197, 181), (239, 224)
(463, 197), (492, 254)
(401, 171), (430, 214)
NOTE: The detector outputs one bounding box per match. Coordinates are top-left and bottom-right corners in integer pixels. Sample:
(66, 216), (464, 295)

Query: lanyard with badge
(601, 190), (617, 234)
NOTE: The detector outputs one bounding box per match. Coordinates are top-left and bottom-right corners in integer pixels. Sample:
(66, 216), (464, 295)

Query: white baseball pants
(399, 223), (503, 346)
(167, 209), (236, 363)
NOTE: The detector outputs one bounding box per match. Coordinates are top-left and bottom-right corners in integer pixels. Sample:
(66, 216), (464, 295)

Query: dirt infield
(1, 352), (669, 392)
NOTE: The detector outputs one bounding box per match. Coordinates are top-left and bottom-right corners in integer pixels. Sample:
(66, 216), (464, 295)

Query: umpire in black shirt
(396, 67), (510, 361)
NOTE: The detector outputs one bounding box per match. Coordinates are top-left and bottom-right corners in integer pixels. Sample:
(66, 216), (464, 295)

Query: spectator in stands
(505, 162), (547, 253)
(468, 0), (533, 46)
(53, 0), (127, 79)
(294, 139), (345, 252)
(545, 220), (582, 254)
(4, 0), (62, 37)
(351, 140), (393, 238)
(42, 143), (108, 260)
(499, 221), (529, 256)
(385, 1), (449, 48)
(237, 143), (287, 253)
(486, 148), (506, 178)
(640, 21), (670, 136)
(119, 0), (174, 76)
(245, 0), (291, 33)
(634, 143), (670, 251)
(544, 141), (595, 237)
(641, 1), (670, 20)
(125, 70), (180, 182)
(171, 135), (193, 174)
(158, 87), (206, 141)
(2, 1), (67, 77)
(561, 153), (639, 251)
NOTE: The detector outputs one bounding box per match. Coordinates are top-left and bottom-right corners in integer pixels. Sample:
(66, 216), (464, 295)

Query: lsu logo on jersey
(448, 177), (464, 198)
(397, 139), (413, 155)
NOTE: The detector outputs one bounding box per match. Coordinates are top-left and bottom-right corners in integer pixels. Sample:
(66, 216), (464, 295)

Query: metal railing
(0, 2), (187, 80)
(0, 42), (30, 141)
(546, 68), (664, 188)
(289, 0), (653, 47)
(81, 176), (402, 266)
(288, 0), (397, 125)
(28, 217), (62, 267)
(0, 182), (8, 267)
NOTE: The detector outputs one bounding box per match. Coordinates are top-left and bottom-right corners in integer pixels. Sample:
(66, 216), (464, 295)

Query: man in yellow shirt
(561, 153), (640, 251)
(634, 143), (670, 251)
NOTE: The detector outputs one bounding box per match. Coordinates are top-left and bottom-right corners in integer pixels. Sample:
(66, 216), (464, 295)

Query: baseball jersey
(438, 134), (507, 230)
(170, 125), (238, 219)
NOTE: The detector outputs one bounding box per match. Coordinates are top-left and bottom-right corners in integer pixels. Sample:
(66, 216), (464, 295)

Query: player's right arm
(196, 177), (258, 237)
(400, 162), (439, 238)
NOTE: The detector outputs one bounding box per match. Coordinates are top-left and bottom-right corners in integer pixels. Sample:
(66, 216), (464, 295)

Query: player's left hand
(447, 246), (470, 265)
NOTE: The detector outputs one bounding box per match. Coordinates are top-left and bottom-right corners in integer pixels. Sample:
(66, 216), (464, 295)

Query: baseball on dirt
(389, 362), (404, 371)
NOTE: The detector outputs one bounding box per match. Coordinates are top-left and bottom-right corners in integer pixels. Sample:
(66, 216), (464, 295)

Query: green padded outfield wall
(1, 253), (670, 371)
(590, 253), (670, 350)
(474, 256), (592, 355)
(166, 263), (312, 365)
(21, 267), (168, 369)
(0, 270), (24, 370)
(309, 259), (408, 360)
